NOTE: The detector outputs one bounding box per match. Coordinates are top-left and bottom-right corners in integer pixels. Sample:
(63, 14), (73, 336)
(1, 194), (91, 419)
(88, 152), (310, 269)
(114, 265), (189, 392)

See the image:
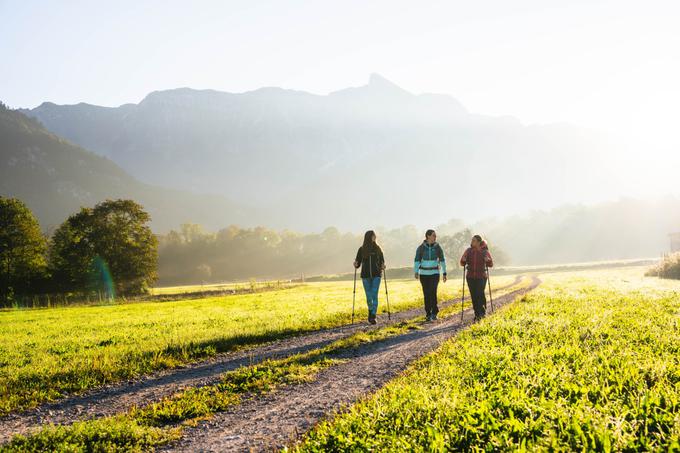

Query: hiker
(460, 234), (493, 321)
(414, 229), (447, 321)
(353, 230), (385, 324)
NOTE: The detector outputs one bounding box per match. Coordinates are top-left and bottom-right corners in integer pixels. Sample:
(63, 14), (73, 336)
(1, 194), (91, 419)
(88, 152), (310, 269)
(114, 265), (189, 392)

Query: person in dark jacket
(460, 234), (493, 321)
(354, 230), (385, 324)
(414, 229), (447, 321)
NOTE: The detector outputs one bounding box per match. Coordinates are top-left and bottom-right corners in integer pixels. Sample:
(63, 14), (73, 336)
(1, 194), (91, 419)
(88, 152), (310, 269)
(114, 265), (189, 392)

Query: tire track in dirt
(0, 276), (523, 443)
(163, 277), (541, 452)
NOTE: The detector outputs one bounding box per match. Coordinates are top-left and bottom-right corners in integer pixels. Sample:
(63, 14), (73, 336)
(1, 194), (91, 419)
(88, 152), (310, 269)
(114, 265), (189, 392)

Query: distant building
(671, 232), (680, 253)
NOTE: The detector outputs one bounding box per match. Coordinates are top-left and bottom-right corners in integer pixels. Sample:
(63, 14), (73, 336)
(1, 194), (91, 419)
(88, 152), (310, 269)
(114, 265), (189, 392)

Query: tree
(50, 199), (158, 296)
(0, 197), (47, 302)
(440, 229), (511, 268)
(439, 229), (472, 270)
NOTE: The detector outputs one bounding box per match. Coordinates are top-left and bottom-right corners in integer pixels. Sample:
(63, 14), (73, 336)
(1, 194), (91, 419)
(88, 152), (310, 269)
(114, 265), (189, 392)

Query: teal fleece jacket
(414, 241), (447, 276)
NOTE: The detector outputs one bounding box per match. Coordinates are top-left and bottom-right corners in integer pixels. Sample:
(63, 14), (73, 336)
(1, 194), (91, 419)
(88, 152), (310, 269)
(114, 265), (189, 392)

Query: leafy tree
(50, 199), (157, 296)
(0, 197), (47, 302)
(439, 229), (472, 269)
(440, 229), (511, 268)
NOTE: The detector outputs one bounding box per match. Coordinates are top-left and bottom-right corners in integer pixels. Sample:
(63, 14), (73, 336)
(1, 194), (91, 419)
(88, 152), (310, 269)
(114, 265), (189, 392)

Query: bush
(646, 253), (680, 279)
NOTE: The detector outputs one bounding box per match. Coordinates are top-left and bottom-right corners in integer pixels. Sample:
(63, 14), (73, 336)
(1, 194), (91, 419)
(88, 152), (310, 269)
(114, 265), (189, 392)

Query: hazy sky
(2, 0), (679, 152)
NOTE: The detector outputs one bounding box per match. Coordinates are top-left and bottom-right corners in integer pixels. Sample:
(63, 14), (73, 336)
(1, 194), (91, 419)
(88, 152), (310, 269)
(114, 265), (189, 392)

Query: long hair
(361, 230), (381, 258)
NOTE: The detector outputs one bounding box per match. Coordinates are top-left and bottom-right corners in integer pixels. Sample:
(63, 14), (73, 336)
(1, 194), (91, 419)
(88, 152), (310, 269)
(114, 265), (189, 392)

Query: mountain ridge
(20, 74), (615, 231)
(0, 105), (256, 232)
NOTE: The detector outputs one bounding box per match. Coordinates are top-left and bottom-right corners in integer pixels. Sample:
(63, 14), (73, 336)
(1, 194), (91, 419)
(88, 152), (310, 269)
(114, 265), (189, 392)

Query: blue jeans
(361, 277), (381, 316)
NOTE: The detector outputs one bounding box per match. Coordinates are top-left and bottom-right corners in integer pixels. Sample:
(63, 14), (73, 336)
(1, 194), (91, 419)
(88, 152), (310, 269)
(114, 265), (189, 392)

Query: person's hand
(443, 274), (447, 283)
(381, 264), (386, 271)
(414, 273), (419, 280)
(353, 261), (359, 269)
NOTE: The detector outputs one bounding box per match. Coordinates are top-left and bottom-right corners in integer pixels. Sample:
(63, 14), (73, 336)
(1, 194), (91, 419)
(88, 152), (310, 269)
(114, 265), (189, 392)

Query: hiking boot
(431, 313), (438, 321)
(368, 314), (377, 325)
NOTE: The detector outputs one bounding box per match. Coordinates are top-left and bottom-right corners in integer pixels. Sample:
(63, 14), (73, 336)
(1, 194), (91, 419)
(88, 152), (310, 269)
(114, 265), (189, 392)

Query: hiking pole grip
(384, 268), (391, 321)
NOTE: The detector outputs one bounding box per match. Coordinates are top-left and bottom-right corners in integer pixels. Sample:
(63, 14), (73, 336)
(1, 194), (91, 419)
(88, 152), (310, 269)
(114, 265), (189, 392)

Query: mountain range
(19, 74), (619, 232)
(0, 104), (254, 231)
(2, 80), (678, 265)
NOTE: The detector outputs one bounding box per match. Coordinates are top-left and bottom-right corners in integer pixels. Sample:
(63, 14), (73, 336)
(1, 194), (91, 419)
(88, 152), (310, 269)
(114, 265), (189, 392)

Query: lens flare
(92, 256), (115, 300)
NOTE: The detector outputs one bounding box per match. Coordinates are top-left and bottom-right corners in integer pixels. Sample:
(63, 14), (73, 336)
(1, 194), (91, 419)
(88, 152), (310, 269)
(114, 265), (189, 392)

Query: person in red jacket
(460, 234), (493, 321)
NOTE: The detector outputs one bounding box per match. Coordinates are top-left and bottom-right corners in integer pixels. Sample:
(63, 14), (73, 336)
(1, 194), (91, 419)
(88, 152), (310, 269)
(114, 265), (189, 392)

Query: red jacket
(460, 243), (493, 279)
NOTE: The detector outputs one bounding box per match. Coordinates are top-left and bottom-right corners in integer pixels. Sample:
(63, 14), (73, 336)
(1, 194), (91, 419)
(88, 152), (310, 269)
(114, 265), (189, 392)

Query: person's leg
(419, 274), (431, 318)
(478, 278), (487, 318)
(424, 275), (436, 319)
(370, 277), (381, 318)
(362, 278), (373, 321)
(431, 274), (440, 319)
(467, 277), (482, 319)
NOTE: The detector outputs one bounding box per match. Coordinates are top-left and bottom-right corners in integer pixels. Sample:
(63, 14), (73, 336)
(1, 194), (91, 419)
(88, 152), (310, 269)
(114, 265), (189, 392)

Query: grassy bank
(297, 269), (680, 451)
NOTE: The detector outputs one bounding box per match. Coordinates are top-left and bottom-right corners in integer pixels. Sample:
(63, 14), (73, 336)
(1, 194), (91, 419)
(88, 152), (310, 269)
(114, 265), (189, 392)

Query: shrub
(646, 252), (680, 280)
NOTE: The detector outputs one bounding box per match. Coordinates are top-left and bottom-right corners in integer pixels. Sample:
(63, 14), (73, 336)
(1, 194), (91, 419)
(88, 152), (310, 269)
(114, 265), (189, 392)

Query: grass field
(296, 268), (680, 451)
(0, 275), (517, 416)
(2, 278), (534, 451)
(149, 279), (292, 296)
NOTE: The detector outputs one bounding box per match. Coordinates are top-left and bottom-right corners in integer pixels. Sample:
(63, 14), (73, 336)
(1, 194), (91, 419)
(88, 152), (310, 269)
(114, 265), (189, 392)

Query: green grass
(1, 306), (465, 452)
(149, 279), (292, 296)
(0, 275), (517, 417)
(3, 278), (533, 452)
(295, 268), (680, 452)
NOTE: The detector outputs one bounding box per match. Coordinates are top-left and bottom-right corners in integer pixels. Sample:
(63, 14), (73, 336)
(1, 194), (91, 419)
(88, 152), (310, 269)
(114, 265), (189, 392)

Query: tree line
(157, 222), (509, 285)
(0, 197), (157, 306)
(1, 195), (509, 305)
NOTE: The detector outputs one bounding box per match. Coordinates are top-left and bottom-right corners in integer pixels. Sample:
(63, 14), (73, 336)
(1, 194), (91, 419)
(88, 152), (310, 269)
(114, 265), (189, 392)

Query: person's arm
(460, 249), (468, 267)
(485, 250), (494, 268)
(438, 245), (447, 281)
(413, 245), (422, 278)
(438, 245), (447, 275)
(354, 247), (362, 269)
(379, 249), (386, 271)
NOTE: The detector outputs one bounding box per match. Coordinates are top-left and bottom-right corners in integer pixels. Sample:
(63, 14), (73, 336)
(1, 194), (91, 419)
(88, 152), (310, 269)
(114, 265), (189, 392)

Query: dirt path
(163, 277), (541, 452)
(0, 276), (523, 443)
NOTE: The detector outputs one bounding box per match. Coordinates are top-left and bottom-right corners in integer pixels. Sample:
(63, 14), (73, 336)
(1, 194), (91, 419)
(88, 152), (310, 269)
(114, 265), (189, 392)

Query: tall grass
(297, 270), (680, 451)
(0, 276), (516, 416)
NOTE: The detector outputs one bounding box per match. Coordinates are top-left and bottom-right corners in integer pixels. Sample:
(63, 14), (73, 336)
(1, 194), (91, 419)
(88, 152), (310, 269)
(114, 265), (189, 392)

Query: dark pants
(419, 274), (440, 318)
(467, 277), (487, 319)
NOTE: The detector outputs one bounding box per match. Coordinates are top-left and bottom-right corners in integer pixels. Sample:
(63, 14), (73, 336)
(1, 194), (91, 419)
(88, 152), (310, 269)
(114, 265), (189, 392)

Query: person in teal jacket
(414, 229), (447, 321)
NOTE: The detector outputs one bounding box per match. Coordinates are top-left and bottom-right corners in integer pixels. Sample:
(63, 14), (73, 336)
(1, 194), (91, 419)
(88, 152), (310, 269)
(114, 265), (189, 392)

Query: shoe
(431, 314), (438, 321)
(368, 314), (377, 325)
(425, 314), (432, 322)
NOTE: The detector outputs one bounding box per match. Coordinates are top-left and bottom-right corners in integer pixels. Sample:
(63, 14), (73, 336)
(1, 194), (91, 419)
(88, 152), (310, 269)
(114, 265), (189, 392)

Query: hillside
(0, 104), (255, 231)
(21, 75), (617, 231)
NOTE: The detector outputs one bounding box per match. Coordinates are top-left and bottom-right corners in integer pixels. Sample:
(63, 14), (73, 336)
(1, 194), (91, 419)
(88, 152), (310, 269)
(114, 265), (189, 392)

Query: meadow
(296, 268), (680, 451)
(0, 275), (516, 416)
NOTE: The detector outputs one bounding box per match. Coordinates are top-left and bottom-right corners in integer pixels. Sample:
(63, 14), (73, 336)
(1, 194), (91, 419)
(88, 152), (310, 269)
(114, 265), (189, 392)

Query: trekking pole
(486, 265), (494, 313)
(383, 268), (391, 321)
(352, 267), (357, 325)
(460, 265), (467, 321)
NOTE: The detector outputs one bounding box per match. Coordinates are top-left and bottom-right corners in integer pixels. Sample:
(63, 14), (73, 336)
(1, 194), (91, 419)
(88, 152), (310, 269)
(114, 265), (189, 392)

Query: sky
(2, 0), (679, 154)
